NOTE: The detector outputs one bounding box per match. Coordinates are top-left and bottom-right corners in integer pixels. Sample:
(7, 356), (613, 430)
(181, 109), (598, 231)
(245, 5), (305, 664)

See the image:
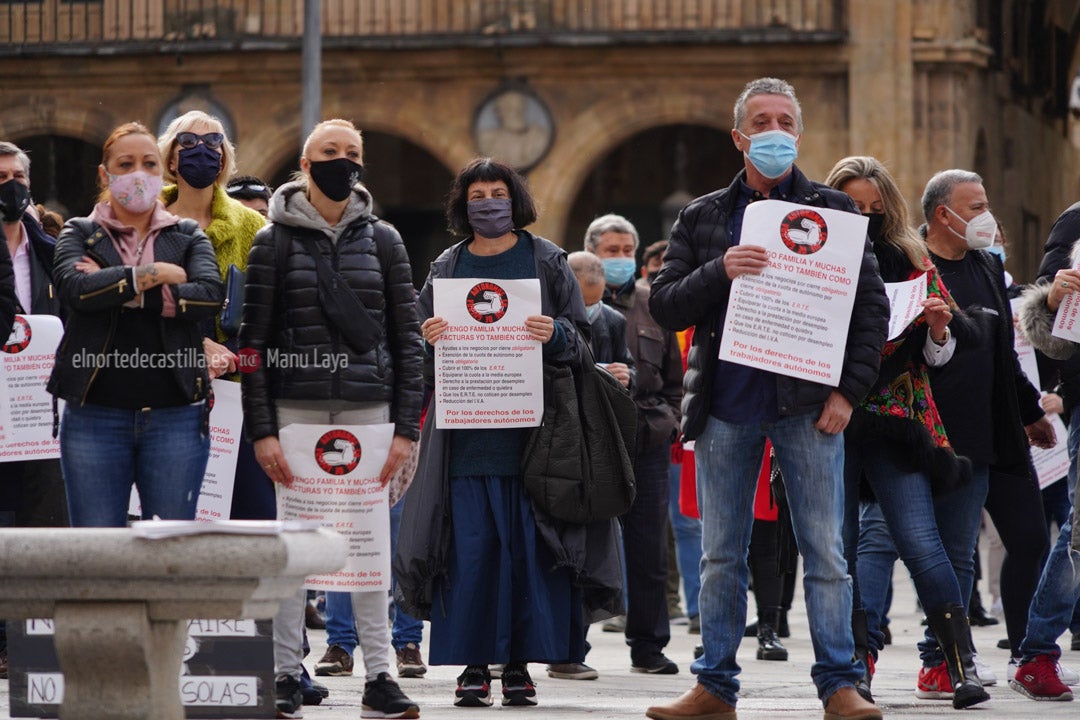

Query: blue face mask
(585, 302), (603, 323)
(739, 129), (798, 179)
(177, 143), (223, 190)
(602, 257), (636, 286)
(987, 245), (1006, 264)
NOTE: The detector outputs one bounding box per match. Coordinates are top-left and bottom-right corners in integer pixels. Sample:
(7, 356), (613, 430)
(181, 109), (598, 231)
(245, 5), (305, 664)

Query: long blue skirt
(428, 474), (586, 666)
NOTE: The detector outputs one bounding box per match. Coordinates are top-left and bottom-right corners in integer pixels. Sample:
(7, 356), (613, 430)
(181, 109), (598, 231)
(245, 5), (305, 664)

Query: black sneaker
(361, 672), (420, 718)
(501, 664), (537, 706)
(455, 665), (493, 707)
(275, 674), (304, 719)
(299, 665), (327, 705)
(631, 652), (679, 674)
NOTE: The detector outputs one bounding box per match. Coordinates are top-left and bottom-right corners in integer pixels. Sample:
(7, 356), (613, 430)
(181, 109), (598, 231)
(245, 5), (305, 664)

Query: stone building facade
(1, 0), (1077, 282)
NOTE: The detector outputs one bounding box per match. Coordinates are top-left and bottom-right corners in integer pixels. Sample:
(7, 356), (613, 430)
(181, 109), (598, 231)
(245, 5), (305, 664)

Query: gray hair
(920, 169), (983, 224)
(0, 141), (30, 175)
(733, 77), (803, 133)
(584, 213), (639, 252)
(567, 251), (605, 287)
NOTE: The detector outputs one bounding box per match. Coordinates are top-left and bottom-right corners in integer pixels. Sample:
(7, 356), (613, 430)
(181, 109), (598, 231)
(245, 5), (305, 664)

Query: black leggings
(983, 468), (1050, 654)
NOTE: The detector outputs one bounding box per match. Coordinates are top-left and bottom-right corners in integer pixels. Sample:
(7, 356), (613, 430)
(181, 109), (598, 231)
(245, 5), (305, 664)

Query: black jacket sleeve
(0, 228), (14, 335)
(239, 224), (279, 441)
(649, 197), (731, 332)
(378, 223), (424, 440)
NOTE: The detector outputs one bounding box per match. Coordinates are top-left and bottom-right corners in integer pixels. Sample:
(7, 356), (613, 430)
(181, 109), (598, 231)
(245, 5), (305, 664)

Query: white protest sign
(129, 378), (242, 520)
(719, 200), (868, 386)
(1051, 261), (1080, 342)
(278, 422), (393, 591)
(433, 277), (543, 428)
(884, 274), (928, 341)
(1011, 297), (1042, 389)
(197, 379), (243, 520)
(0, 314), (63, 461)
(1012, 298), (1071, 487)
(1030, 410), (1071, 489)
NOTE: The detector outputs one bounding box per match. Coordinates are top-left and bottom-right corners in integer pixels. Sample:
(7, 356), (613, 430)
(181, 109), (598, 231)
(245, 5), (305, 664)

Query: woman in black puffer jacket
(239, 118), (423, 719)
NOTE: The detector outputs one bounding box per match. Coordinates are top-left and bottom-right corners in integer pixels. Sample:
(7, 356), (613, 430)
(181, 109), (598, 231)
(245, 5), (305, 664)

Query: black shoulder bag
(290, 223), (390, 356)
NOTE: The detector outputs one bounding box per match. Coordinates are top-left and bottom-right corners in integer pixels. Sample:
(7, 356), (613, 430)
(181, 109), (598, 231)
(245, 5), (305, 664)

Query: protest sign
(7, 618), (274, 718)
(883, 274), (928, 341)
(278, 422), (393, 591)
(0, 315), (63, 461)
(719, 200), (868, 386)
(432, 278), (542, 428)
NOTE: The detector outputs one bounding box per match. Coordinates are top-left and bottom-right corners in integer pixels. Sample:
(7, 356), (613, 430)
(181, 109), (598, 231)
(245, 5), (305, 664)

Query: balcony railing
(0, 0), (846, 55)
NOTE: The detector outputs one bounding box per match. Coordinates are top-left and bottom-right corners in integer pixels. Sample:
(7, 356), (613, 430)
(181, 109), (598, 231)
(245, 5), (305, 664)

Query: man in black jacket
(0, 142), (66, 529)
(646, 77), (887, 720)
(918, 169), (1055, 697)
(585, 213), (684, 676)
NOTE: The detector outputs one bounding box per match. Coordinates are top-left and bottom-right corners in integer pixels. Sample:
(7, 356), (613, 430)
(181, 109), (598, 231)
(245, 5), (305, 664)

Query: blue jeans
(668, 459), (702, 618)
(326, 492), (423, 652)
(854, 449), (964, 649)
(60, 403), (209, 527)
(1019, 405), (1080, 661)
(857, 464), (988, 664)
(692, 414), (860, 706)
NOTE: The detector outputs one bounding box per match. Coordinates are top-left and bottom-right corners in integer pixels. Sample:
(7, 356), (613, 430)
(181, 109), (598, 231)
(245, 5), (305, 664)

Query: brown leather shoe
(645, 684), (736, 720)
(823, 686), (882, 720)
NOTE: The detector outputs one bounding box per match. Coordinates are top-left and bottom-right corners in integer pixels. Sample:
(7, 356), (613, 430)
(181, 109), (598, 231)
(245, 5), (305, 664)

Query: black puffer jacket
(240, 182), (424, 442)
(649, 167), (889, 440)
(47, 216), (223, 405)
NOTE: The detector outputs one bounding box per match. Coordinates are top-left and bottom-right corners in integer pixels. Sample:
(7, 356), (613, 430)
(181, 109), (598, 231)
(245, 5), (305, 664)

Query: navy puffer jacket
(649, 166), (889, 440)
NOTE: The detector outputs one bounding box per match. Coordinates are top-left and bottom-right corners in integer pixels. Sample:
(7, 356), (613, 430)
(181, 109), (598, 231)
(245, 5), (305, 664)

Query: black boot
(756, 608), (788, 661)
(968, 589), (999, 626)
(926, 604), (990, 709)
(851, 609), (874, 704)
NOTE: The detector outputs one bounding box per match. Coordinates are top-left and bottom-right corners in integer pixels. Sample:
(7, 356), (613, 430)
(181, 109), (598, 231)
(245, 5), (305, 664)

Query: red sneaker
(1010, 655), (1074, 701)
(915, 661), (954, 700)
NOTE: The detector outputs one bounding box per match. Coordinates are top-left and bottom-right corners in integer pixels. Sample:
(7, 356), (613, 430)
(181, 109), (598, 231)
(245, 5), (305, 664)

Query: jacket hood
(268, 180), (373, 240)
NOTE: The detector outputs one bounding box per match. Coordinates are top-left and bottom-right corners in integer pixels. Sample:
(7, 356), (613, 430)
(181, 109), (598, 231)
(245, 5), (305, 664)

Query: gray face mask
(467, 197), (513, 238)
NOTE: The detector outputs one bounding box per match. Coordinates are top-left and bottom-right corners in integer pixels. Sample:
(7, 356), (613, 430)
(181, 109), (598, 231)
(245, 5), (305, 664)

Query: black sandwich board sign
(7, 617), (274, 717)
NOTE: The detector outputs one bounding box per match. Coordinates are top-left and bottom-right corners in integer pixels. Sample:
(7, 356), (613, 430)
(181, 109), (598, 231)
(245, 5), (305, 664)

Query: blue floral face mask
(739, 129), (798, 179)
(602, 257), (636, 286)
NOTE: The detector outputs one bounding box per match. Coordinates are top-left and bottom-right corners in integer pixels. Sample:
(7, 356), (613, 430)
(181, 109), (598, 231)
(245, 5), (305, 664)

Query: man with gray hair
(584, 212), (684, 677)
(912, 169), (1057, 697)
(648, 77), (887, 719)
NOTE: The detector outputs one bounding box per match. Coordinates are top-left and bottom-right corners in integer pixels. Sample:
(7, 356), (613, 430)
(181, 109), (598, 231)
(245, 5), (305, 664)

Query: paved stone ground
(2, 562), (1077, 719)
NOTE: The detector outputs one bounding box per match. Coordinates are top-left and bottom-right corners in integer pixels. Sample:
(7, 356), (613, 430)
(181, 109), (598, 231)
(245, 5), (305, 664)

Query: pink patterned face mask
(105, 169), (162, 214)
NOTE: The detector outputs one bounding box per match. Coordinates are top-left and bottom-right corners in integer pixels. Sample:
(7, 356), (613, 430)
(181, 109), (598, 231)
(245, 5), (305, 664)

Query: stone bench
(0, 526), (346, 720)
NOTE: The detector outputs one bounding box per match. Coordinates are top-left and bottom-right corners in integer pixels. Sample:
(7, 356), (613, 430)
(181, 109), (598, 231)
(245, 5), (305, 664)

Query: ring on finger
(1065, 281), (1070, 289)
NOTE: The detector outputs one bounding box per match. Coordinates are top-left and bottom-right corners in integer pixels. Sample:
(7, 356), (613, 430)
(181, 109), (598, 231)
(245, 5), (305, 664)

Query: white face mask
(944, 206), (996, 250)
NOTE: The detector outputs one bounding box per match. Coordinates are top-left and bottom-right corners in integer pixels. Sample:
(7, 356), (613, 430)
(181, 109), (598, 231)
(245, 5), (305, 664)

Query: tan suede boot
(823, 686), (883, 720)
(645, 684), (737, 720)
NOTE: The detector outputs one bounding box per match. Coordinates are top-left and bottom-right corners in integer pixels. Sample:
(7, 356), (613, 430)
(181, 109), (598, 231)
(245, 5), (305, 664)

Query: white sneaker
(1058, 662), (1080, 685)
(974, 654), (996, 686)
(1007, 656), (1019, 683)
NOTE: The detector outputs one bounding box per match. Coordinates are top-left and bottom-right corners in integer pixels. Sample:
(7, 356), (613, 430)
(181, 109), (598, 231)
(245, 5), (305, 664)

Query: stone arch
(0, 102), (116, 148)
(529, 89), (738, 242)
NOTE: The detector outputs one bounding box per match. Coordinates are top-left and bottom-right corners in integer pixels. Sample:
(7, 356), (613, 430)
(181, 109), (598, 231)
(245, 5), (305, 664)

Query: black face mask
(863, 212), (885, 244)
(0, 179), (31, 223)
(308, 158), (364, 202)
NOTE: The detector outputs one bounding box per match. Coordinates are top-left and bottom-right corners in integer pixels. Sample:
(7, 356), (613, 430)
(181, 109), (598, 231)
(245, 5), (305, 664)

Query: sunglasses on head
(176, 132), (224, 150)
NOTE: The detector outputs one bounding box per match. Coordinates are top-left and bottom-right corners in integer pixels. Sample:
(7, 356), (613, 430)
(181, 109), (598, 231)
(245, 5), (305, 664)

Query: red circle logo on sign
(315, 429), (362, 476)
(3, 316), (31, 354)
(779, 209), (828, 255)
(466, 282), (509, 324)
